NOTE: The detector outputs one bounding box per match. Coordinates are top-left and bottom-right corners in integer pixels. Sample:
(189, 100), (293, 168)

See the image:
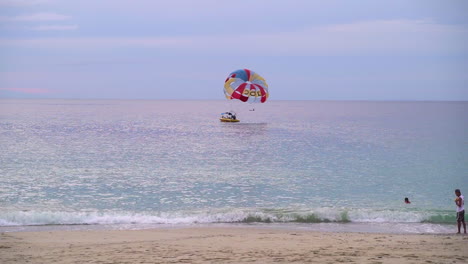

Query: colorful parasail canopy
(224, 69), (269, 103)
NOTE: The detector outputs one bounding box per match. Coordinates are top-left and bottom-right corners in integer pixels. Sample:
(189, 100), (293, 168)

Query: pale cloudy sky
(0, 0), (467, 100)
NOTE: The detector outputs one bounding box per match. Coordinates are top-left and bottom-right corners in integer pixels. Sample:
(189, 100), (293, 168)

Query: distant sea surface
(0, 99), (466, 233)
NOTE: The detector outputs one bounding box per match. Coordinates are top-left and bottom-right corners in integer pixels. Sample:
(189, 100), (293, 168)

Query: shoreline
(0, 221), (454, 234)
(1, 226), (466, 263)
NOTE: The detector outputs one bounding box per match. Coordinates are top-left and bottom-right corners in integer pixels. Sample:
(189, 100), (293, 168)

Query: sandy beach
(1, 227), (467, 264)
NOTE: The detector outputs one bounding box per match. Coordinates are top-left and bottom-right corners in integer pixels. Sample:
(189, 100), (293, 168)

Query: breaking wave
(0, 207), (455, 227)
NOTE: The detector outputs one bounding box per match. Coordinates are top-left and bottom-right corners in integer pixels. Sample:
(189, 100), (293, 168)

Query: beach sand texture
(1, 227), (467, 264)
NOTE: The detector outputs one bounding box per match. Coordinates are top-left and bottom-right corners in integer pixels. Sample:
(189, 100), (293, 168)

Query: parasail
(224, 69), (269, 103)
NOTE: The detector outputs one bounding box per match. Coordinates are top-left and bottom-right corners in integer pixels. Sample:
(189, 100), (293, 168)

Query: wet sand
(1, 227), (467, 263)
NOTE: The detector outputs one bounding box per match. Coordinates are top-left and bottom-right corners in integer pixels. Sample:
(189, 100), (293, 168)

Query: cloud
(0, 12), (71, 22)
(0, 87), (53, 94)
(0, 0), (52, 6)
(0, 36), (190, 48)
(0, 11), (76, 32)
(28, 24), (78, 31)
(246, 19), (468, 55)
(0, 19), (466, 56)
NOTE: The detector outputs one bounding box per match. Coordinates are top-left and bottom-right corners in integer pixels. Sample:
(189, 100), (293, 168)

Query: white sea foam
(0, 207), (455, 228)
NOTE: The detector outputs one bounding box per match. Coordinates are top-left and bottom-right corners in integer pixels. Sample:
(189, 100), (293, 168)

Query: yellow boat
(220, 118), (240, 122)
(220, 111), (239, 122)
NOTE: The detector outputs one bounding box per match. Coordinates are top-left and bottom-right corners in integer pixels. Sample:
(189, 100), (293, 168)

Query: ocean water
(0, 99), (466, 233)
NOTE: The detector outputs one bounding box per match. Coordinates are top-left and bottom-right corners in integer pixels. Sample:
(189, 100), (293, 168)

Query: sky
(0, 0), (467, 101)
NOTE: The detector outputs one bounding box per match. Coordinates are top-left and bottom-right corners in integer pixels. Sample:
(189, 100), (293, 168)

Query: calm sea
(0, 99), (466, 233)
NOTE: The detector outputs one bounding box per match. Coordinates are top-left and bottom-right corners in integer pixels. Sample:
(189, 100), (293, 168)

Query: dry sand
(1, 227), (467, 263)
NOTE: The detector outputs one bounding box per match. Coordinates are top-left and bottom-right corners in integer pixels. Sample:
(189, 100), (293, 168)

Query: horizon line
(0, 97), (467, 103)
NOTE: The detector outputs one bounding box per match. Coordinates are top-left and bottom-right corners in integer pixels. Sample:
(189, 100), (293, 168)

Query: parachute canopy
(224, 69), (269, 103)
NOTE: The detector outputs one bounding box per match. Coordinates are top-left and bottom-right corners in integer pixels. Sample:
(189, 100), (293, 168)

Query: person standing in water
(454, 189), (466, 234)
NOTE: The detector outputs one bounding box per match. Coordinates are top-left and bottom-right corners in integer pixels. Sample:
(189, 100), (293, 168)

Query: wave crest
(0, 208), (455, 227)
